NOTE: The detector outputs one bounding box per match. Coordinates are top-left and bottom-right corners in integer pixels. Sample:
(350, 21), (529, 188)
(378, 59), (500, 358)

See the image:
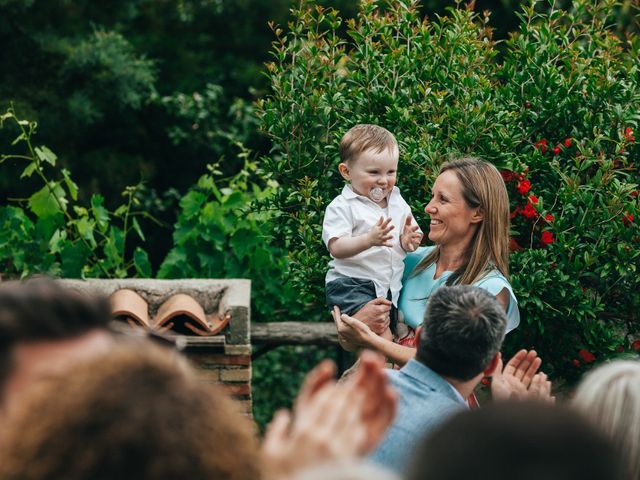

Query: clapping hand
(261, 351), (397, 479)
(490, 349), (553, 403)
(367, 217), (394, 247)
(400, 216), (422, 252)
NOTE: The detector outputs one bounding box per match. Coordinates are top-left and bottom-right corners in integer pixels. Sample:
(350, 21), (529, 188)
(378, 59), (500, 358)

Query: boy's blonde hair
(339, 124), (398, 164)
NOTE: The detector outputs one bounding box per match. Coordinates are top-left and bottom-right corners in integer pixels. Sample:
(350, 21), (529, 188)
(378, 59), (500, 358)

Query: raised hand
(400, 215), (423, 252)
(367, 216), (394, 247)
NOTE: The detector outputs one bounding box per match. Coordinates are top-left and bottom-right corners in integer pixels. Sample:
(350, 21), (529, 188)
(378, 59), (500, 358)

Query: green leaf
(49, 229), (67, 254)
(20, 162), (37, 178)
(74, 216), (96, 246)
(131, 217), (145, 241)
(62, 168), (79, 200)
(91, 194), (110, 231)
(35, 146), (57, 166)
(180, 191), (207, 218)
(133, 247), (152, 277)
(60, 242), (89, 278)
(28, 183), (67, 218)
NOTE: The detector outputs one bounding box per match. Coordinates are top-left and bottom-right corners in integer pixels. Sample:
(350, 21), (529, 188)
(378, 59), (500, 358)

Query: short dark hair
(408, 402), (626, 480)
(0, 343), (261, 480)
(0, 277), (111, 387)
(415, 286), (506, 380)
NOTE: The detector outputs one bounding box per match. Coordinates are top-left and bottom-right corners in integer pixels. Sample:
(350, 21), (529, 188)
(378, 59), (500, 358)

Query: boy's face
(339, 146), (399, 204)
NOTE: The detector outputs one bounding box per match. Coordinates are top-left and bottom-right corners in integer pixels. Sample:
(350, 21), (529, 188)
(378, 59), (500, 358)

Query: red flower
(624, 127), (635, 142)
(528, 195), (539, 204)
(535, 139), (548, 153)
(564, 137), (572, 148)
(631, 191), (639, 198)
(509, 238), (523, 252)
(522, 202), (538, 219)
(545, 213), (555, 223)
(500, 170), (517, 182)
(631, 340), (640, 352)
(517, 180), (531, 195)
(578, 349), (596, 363)
(572, 359), (581, 368)
(616, 345), (624, 353)
(541, 231), (554, 246)
(553, 145), (561, 155)
(623, 212), (634, 227)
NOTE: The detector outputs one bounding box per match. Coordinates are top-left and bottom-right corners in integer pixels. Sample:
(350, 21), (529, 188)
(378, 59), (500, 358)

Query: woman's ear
(470, 207), (484, 224)
(338, 162), (350, 181)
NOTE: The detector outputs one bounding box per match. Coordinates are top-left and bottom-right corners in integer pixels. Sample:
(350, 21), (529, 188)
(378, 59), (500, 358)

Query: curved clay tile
(155, 293), (211, 336)
(208, 311), (232, 335)
(110, 289), (149, 328)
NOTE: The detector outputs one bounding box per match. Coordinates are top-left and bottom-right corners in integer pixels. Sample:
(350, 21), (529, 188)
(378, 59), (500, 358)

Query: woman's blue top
(398, 246), (520, 333)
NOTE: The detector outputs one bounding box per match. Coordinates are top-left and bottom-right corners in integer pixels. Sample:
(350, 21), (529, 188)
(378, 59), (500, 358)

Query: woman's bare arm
(333, 307), (416, 366)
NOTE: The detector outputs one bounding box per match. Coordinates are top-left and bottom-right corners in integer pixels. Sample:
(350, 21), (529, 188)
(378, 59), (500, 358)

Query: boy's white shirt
(322, 184), (419, 307)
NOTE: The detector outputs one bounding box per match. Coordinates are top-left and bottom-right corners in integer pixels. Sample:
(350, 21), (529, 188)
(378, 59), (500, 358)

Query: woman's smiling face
(424, 170), (482, 248)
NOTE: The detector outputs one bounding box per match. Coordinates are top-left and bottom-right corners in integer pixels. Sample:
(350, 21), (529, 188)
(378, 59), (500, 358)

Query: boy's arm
(329, 217), (394, 259)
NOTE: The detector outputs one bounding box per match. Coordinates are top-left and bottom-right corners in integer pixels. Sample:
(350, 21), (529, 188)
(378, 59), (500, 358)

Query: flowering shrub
(260, 0), (640, 382)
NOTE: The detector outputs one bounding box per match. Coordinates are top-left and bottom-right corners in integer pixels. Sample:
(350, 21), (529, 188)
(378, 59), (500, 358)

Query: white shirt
(322, 185), (417, 306)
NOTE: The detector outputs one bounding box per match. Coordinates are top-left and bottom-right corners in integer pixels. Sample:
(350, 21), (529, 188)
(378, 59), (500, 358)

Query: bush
(0, 107), (152, 278)
(259, 0), (639, 382)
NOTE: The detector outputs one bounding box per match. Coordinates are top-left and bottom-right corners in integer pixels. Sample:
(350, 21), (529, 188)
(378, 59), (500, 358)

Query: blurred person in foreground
(408, 402), (626, 480)
(0, 338), (397, 480)
(573, 360), (640, 480)
(0, 277), (113, 421)
(350, 285), (551, 475)
(0, 342), (261, 480)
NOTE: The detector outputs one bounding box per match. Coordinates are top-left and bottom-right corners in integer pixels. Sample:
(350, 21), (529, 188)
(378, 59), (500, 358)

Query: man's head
(338, 124), (399, 204)
(408, 402), (626, 480)
(0, 342), (261, 480)
(0, 277), (113, 415)
(415, 285), (506, 381)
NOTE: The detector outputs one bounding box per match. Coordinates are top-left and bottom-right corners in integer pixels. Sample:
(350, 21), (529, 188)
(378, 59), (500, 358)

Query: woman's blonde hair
(415, 157), (510, 285)
(573, 360), (640, 480)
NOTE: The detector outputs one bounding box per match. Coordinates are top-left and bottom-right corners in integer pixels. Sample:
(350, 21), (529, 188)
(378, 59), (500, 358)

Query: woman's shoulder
(408, 245), (436, 261)
(475, 269), (520, 332)
(404, 246), (436, 273)
(474, 269), (514, 294)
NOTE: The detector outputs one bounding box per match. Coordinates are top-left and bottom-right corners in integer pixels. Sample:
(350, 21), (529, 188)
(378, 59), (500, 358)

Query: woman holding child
(333, 156), (519, 365)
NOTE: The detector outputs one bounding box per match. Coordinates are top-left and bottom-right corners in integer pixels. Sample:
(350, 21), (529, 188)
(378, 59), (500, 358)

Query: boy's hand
(400, 215), (423, 252)
(367, 217), (394, 247)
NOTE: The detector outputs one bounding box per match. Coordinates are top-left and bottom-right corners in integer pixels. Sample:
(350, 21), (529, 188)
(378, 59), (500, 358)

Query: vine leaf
(28, 183), (67, 218)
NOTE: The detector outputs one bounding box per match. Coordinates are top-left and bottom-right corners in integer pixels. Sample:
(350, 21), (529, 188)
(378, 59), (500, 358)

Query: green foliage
(63, 29), (157, 124)
(160, 84), (260, 168)
(158, 150), (308, 319)
(259, 0), (640, 381)
(252, 345), (339, 430)
(0, 107), (152, 278)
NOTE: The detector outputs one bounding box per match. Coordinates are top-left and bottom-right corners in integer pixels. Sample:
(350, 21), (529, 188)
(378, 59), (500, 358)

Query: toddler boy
(322, 124), (422, 342)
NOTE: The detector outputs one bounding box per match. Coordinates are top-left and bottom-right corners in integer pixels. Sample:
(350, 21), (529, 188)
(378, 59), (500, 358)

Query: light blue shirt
(369, 360), (468, 474)
(398, 246), (520, 332)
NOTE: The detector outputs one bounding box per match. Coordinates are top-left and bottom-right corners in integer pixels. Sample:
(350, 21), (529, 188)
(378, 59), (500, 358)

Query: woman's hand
(351, 298), (391, 335)
(333, 306), (378, 349)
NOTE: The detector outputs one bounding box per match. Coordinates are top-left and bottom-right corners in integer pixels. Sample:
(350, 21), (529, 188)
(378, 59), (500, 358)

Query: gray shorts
(326, 277), (397, 333)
